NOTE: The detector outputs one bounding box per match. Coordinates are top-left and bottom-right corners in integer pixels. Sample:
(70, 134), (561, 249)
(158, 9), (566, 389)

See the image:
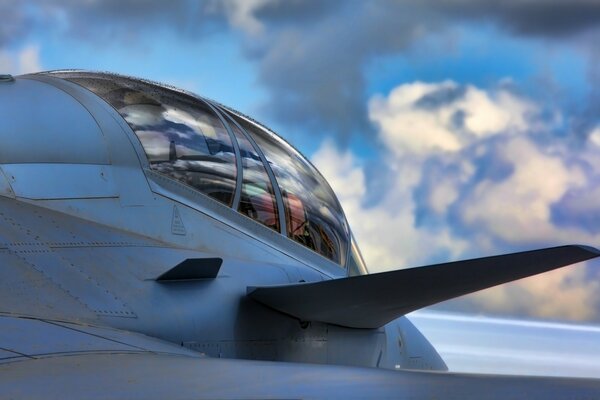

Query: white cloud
(461, 87), (534, 136)
(314, 79), (600, 322)
(17, 45), (42, 74)
(312, 142), (469, 270)
(0, 45), (42, 75)
(461, 136), (586, 243)
(369, 81), (464, 154)
(368, 81), (537, 156)
(217, 0), (274, 35)
(589, 125), (600, 147)
(0, 51), (11, 73)
(311, 140), (366, 203)
(429, 178), (460, 215)
(469, 263), (600, 321)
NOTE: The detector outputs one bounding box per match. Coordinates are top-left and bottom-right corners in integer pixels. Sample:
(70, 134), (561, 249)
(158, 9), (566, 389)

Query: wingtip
(572, 244), (600, 257)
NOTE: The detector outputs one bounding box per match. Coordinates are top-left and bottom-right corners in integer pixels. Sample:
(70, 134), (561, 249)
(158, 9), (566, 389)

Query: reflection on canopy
(60, 73), (237, 206)
(53, 71), (366, 271)
(225, 113), (280, 232)
(227, 112), (349, 266)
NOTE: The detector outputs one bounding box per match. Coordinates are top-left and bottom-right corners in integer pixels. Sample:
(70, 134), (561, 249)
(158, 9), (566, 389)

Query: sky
(1, 0), (600, 324)
(409, 310), (600, 377)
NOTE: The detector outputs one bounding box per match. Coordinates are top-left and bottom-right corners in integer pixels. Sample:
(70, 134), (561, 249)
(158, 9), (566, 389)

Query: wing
(249, 245), (600, 328)
(1, 314), (600, 399)
(1, 191), (598, 398)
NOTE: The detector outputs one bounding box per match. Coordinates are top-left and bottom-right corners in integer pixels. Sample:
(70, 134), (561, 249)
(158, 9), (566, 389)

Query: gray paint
(0, 315), (201, 358)
(2, 352), (600, 400)
(0, 316), (135, 355)
(0, 71), (596, 398)
(0, 78), (109, 165)
(2, 163), (117, 199)
(0, 167), (14, 198)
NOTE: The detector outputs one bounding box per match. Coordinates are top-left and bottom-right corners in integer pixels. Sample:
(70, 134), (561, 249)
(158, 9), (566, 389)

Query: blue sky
(1, 0), (600, 323)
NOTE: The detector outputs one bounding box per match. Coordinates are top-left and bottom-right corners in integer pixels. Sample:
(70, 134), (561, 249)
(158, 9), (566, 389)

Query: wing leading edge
(248, 245), (600, 328)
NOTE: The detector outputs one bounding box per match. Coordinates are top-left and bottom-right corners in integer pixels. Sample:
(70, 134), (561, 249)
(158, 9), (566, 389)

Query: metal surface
(249, 245), (600, 328)
(29, 72), (345, 279)
(0, 349), (20, 360)
(0, 166), (14, 198)
(156, 258), (223, 281)
(3, 163), (117, 199)
(0, 71), (598, 398)
(25, 74), (155, 207)
(0, 315), (135, 356)
(0, 314), (201, 360)
(2, 352), (600, 399)
(145, 169), (345, 279)
(0, 78), (109, 164)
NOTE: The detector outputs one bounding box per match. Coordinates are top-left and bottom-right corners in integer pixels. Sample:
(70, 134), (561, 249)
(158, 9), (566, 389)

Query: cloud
(434, 0), (600, 38)
(368, 81), (537, 155)
(0, 1), (597, 321)
(17, 45), (43, 74)
(17, 1), (226, 45)
(244, 2), (431, 141)
(466, 263), (600, 321)
(216, 0), (274, 35)
(0, 45), (43, 75)
(313, 79), (600, 322)
(311, 140), (366, 202)
(1, 1), (598, 143)
(233, 0), (599, 143)
(0, 0), (28, 46)
(312, 139), (470, 271)
(589, 125), (600, 147)
(458, 136), (586, 243)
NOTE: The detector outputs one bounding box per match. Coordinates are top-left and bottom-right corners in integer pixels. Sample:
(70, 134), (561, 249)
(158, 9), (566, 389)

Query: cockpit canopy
(47, 71), (367, 275)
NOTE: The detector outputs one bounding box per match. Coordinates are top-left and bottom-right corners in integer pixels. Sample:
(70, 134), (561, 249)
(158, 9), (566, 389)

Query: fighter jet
(0, 70), (598, 399)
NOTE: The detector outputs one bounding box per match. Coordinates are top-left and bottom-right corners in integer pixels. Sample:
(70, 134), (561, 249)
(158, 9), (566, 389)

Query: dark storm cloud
(0, 0), (28, 46)
(237, 0), (600, 141)
(434, 0), (600, 38)
(246, 2), (445, 141)
(4, 0), (598, 141)
(254, 0), (343, 25)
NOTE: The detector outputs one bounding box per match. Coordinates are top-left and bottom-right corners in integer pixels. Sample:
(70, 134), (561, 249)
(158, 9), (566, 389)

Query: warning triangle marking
(171, 205), (187, 235)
